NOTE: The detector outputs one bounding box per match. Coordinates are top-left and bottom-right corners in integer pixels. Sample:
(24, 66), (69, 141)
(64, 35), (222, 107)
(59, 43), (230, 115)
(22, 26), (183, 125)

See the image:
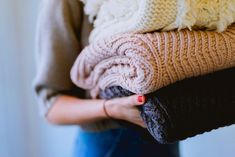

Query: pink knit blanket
(71, 25), (235, 94)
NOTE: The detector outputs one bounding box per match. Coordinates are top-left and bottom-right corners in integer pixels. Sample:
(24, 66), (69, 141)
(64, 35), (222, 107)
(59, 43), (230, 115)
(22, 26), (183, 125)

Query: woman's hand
(46, 94), (146, 128)
(104, 95), (146, 128)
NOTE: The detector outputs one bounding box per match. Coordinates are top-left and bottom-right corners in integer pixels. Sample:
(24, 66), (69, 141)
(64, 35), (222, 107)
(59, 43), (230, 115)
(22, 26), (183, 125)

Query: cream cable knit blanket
(71, 24), (235, 94)
(81, 0), (235, 43)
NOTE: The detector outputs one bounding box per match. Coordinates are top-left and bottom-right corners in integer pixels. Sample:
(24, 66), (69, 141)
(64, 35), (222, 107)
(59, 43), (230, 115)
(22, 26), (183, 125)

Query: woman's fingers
(135, 118), (147, 128)
(127, 108), (146, 128)
(113, 95), (146, 106)
(127, 95), (146, 106)
(105, 94), (147, 128)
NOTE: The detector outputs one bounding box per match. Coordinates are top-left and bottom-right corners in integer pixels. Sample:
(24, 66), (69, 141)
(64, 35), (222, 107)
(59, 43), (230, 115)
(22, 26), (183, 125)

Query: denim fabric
(73, 127), (179, 157)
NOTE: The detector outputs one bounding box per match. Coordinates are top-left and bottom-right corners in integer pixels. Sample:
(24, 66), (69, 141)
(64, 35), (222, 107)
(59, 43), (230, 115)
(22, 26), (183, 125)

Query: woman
(33, 0), (179, 156)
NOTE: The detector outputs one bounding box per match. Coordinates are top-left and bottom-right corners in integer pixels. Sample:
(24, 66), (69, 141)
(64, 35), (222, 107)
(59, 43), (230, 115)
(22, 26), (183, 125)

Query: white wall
(180, 125), (235, 157)
(0, 0), (77, 157)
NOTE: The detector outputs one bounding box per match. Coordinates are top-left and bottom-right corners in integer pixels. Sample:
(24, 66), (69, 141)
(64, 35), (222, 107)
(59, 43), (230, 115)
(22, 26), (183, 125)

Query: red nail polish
(138, 96), (144, 103)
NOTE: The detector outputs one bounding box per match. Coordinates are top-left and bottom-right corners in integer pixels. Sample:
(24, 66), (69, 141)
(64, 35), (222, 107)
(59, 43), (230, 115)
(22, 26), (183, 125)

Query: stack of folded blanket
(71, 26), (235, 95)
(71, 0), (235, 143)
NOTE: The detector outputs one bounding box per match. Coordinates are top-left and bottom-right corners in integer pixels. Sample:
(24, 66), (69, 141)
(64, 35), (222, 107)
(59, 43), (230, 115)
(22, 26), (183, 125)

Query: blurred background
(0, 0), (235, 157)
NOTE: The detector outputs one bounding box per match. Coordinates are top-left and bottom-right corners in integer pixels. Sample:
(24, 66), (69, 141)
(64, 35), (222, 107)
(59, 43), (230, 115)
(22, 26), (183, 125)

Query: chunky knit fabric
(71, 25), (235, 95)
(99, 67), (235, 144)
(81, 0), (235, 42)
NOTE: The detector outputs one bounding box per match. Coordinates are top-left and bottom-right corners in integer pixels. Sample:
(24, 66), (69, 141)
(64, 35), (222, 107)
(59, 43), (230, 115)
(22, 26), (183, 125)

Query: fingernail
(138, 96), (145, 103)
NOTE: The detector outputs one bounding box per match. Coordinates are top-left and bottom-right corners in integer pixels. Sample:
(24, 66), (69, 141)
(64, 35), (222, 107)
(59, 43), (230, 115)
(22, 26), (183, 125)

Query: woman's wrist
(102, 99), (124, 120)
(102, 100), (113, 119)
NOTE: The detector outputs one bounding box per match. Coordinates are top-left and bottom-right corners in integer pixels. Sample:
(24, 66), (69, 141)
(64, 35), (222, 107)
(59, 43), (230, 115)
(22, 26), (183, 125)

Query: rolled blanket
(70, 25), (235, 95)
(81, 0), (235, 42)
(99, 67), (235, 144)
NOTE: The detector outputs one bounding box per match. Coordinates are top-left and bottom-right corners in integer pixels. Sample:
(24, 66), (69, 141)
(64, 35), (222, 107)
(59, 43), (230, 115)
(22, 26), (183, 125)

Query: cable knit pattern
(99, 67), (235, 144)
(71, 25), (235, 95)
(81, 0), (235, 42)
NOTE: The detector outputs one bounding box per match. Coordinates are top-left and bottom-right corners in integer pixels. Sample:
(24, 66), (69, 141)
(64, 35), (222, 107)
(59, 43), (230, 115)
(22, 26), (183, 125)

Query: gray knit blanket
(99, 67), (235, 144)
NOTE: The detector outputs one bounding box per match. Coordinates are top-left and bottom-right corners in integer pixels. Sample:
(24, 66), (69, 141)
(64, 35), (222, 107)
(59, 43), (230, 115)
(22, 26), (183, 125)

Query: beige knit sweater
(71, 24), (235, 95)
(81, 0), (235, 43)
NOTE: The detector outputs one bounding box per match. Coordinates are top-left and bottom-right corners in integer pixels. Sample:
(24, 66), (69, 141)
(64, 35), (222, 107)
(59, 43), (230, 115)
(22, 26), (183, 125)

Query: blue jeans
(73, 127), (179, 157)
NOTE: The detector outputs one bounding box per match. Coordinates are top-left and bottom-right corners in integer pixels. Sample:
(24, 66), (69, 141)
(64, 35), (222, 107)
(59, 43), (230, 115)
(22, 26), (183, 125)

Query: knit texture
(99, 67), (235, 144)
(81, 0), (235, 42)
(71, 25), (235, 95)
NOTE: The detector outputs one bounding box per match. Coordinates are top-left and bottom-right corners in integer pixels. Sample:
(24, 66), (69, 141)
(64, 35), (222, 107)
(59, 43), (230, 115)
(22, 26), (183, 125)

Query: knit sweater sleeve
(33, 0), (84, 117)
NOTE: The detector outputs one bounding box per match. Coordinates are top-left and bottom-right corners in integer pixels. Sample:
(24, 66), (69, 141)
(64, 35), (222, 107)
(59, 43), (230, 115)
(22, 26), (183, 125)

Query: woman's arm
(33, 0), (85, 117)
(47, 95), (146, 128)
(34, 0), (146, 128)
